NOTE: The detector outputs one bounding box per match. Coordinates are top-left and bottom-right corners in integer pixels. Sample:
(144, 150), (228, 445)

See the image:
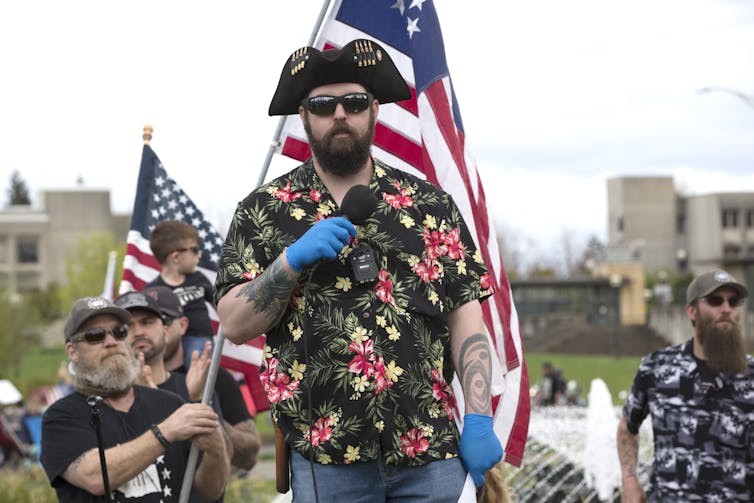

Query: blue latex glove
(459, 414), (503, 487)
(285, 217), (357, 272)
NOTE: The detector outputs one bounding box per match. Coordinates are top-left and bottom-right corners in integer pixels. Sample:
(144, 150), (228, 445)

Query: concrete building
(607, 176), (754, 343)
(0, 190), (130, 294)
(607, 176), (754, 279)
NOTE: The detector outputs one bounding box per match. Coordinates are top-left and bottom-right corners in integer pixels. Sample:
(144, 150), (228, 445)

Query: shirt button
(362, 311), (369, 319)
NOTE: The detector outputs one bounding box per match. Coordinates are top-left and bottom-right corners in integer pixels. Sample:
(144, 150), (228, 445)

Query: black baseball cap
(114, 291), (163, 319)
(142, 286), (184, 319)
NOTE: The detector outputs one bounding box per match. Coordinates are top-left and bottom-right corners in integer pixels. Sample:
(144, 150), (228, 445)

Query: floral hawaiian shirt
(215, 158), (495, 466)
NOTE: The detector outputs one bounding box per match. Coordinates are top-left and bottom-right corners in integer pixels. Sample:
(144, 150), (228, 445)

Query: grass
(525, 352), (642, 405)
(10, 346), (644, 408)
(4, 345), (67, 397)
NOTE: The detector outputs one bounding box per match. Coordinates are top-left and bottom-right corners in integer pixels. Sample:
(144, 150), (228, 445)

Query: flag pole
(178, 328), (228, 503)
(179, 4), (333, 499)
(255, 0), (334, 188)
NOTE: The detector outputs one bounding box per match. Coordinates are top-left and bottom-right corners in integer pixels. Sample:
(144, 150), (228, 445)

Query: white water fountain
(582, 379), (622, 500)
(513, 378), (653, 502)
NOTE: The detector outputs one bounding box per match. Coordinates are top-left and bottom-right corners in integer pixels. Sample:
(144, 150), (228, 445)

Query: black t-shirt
(159, 371), (224, 422)
(147, 273), (214, 338)
(213, 367), (252, 425)
(41, 386), (190, 502)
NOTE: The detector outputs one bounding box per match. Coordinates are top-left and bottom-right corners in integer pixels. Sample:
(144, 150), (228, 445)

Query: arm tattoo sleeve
(617, 420), (639, 479)
(458, 333), (492, 415)
(235, 256), (297, 324)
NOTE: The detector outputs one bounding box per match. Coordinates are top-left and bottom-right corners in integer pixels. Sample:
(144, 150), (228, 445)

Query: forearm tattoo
(458, 333), (492, 415)
(617, 421), (639, 479)
(235, 256), (297, 323)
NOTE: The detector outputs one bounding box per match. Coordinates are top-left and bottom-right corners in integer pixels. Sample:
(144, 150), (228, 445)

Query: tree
(6, 170), (31, 206)
(58, 232), (126, 310)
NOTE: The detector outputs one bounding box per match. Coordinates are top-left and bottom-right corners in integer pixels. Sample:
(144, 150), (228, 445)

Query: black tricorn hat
(269, 39), (411, 116)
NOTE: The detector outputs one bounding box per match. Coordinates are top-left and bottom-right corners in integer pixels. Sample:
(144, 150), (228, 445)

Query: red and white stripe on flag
(270, 0), (529, 468)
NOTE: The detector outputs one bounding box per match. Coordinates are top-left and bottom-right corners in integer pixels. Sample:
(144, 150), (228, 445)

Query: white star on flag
(391, 0), (405, 15)
(406, 17), (420, 38)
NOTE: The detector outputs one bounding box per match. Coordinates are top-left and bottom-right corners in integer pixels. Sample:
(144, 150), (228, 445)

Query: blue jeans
(182, 335), (213, 370)
(290, 449), (466, 503)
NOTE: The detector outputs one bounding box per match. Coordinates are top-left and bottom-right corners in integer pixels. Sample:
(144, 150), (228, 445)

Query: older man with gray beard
(40, 296), (229, 503)
(617, 270), (754, 502)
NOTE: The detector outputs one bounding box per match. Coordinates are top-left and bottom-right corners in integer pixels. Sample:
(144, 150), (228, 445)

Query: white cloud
(0, 0), (752, 257)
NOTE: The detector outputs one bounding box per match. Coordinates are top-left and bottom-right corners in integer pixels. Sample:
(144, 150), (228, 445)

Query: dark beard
(304, 110), (375, 177)
(696, 310), (748, 375)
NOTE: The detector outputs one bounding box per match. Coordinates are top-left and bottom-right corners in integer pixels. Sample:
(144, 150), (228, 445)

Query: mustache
(326, 123), (355, 139)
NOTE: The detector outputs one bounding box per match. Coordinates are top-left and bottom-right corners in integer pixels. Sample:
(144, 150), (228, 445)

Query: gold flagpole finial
(143, 125), (153, 145)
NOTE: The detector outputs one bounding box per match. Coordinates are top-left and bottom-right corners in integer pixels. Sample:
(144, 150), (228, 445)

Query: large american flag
(274, 0), (530, 470)
(120, 142), (270, 413)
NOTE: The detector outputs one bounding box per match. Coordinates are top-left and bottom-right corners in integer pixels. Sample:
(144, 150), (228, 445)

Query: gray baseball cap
(64, 297), (132, 342)
(686, 269), (749, 304)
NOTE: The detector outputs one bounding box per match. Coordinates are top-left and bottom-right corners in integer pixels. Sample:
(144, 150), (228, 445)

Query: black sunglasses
(175, 245), (201, 255)
(301, 92), (374, 116)
(69, 324), (129, 345)
(701, 295), (745, 308)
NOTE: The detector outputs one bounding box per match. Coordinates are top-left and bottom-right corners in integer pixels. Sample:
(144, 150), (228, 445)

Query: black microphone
(87, 395), (104, 408)
(87, 395), (112, 502)
(339, 184), (378, 225)
(338, 185), (380, 286)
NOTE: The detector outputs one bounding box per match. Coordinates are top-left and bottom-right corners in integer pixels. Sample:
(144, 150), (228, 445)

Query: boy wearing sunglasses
(215, 39), (502, 502)
(147, 219), (216, 371)
(40, 296), (229, 502)
(617, 269), (754, 502)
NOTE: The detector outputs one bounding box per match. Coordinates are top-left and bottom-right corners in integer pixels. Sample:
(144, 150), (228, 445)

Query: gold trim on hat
(290, 47), (309, 76)
(354, 39), (378, 68)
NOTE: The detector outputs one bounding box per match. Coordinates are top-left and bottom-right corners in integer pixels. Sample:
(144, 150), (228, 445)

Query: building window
(16, 271), (41, 292)
(722, 209), (739, 228)
(616, 216), (624, 232)
(16, 236), (39, 263)
(724, 243), (741, 258)
(676, 214), (686, 234)
(747, 209), (754, 228)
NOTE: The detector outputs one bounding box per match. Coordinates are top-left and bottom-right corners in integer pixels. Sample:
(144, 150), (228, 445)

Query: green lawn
(12, 346), (644, 409)
(5, 345), (67, 397)
(525, 352), (642, 405)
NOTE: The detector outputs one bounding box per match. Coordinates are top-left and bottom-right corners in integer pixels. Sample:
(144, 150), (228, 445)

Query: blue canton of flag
(120, 143), (223, 292)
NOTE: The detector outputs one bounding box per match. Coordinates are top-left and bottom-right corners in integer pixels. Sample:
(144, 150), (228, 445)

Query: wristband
(150, 423), (171, 449)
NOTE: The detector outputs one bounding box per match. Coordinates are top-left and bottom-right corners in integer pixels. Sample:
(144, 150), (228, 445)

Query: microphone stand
(87, 396), (112, 502)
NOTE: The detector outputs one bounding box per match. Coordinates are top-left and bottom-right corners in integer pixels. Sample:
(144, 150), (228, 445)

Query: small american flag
(120, 142), (270, 413)
(275, 0), (530, 471)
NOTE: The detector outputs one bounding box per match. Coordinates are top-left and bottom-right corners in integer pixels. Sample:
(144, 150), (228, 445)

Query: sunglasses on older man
(301, 92), (374, 116)
(69, 325), (129, 344)
(700, 294), (745, 308)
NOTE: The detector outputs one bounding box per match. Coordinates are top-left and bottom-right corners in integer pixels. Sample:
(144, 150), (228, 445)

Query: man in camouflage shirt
(214, 39), (503, 502)
(617, 269), (754, 502)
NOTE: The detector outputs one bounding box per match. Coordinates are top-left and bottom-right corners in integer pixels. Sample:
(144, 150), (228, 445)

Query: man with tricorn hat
(617, 269), (754, 501)
(214, 39), (502, 501)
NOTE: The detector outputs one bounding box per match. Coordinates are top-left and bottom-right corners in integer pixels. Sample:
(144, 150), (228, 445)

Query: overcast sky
(1, 0), (753, 259)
